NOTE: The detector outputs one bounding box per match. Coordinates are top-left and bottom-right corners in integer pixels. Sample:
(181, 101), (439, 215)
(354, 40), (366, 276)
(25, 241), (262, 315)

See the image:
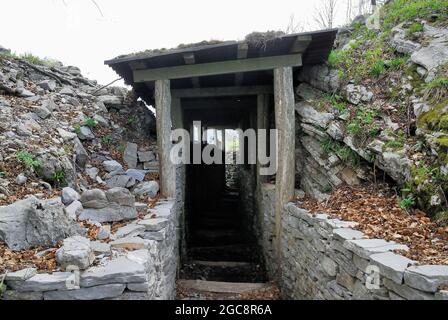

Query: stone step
(177, 280), (269, 295)
(180, 260), (266, 283)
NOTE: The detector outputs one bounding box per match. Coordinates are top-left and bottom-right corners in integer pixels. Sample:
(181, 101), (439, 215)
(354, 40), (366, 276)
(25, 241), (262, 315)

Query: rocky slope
(0, 48), (161, 274)
(295, 0), (448, 224)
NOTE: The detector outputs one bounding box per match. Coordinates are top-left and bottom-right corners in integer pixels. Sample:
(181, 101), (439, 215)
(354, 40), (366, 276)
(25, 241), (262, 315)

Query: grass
(1, 51), (58, 67)
(16, 151), (41, 171)
(382, 0), (448, 31)
(370, 60), (386, 77)
(83, 117), (98, 128)
(320, 137), (361, 168)
(102, 135), (113, 145)
(423, 78), (448, 103)
(400, 196), (416, 210)
(347, 107), (379, 137)
(52, 170), (66, 187)
(73, 124), (81, 134)
(407, 22), (424, 34)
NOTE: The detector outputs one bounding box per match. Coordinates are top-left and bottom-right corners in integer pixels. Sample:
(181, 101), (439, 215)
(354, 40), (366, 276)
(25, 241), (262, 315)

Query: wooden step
(177, 280), (268, 294)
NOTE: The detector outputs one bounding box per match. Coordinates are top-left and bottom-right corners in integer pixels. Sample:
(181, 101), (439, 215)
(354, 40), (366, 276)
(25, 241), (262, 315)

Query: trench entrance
(178, 96), (269, 298)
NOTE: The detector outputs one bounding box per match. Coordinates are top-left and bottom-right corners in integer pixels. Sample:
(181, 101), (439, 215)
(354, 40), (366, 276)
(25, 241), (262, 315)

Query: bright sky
(0, 0), (351, 86)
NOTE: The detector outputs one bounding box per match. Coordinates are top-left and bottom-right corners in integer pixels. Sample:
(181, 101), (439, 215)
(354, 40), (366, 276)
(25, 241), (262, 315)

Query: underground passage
(104, 30), (339, 298)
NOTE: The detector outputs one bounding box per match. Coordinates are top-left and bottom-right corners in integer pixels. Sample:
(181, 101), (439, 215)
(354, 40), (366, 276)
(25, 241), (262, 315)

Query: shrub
(102, 135), (113, 145)
(73, 123), (81, 134)
(370, 60), (386, 77)
(16, 151), (41, 171)
(400, 196), (416, 210)
(52, 170), (66, 186)
(407, 22), (424, 34)
(83, 117), (98, 128)
(320, 138), (361, 168)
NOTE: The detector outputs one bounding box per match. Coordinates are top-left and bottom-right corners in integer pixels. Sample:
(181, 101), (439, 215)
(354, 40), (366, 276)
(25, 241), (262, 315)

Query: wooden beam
(235, 42), (249, 86)
(273, 67), (295, 257)
(134, 54), (302, 82)
(155, 80), (176, 197)
(183, 53), (200, 88)
(172, 85), (273, 98)
(290, 35), (312, 53)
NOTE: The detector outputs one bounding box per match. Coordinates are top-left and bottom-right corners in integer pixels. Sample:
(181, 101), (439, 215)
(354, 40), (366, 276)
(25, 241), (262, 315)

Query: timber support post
(155, 79), (176, 197)
(273, 67), (295, 260)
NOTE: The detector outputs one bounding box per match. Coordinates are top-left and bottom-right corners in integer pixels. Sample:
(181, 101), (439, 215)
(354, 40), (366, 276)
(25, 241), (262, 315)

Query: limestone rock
(110, 237), (146, 250)
(295, 102), (334, 128)
(61, 187), (80, 206)
(404, 265), (448, 292)
(345, 84), (373, 105)
(370, 252), (415, 284)
(79, 188), (137, 223)
(77, 126), (94, 140)
(343, 239), (408, 260)
(44, 283), (126, 300)
(0, 197), (84, 250)
(114, 223), (146, 239)
(103, 160), (123, 173)
(123, 142), (138, 169)
(133, 181), (159, 198)
(38, 80), (56, 91)
(7, 272), (75, 292)
(55, 236), (94, 270)
(57, 128), (77, 141)
(80, 256), (147, 287)
(138, 218), (168, 232)
(65, 200), (83, 220)
(5, 268), (37, 281)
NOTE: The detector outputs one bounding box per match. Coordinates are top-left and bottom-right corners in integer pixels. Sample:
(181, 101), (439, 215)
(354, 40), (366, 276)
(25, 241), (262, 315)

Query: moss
(434, 210), (448, 225)
(436, 136), (448, 148)
(417, 102), (448, 130)
(438, 115), (448, 130)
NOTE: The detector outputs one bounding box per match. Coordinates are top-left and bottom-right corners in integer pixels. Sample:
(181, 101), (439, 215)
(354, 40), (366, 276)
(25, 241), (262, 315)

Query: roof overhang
(105, 29), (338, 104)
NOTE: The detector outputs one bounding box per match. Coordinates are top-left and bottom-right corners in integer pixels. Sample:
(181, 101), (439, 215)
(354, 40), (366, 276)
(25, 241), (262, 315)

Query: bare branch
(313, 0), (338, 29)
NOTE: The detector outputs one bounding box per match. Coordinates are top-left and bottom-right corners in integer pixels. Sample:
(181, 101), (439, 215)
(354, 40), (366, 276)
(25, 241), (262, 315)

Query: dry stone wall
(258, 183), (448, 300)
(2, 199), (179, 300)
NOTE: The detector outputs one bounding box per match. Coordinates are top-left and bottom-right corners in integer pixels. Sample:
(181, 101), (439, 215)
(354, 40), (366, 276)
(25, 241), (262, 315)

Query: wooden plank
(155, 80), (176, 197)
(273, 67), (295, 255)
(183, 53), (200, 88)
(178, 280), (268, 294)
(290, 35), (312, 53)
(172, 85), (273, 98)
(235, 42), (249, 86)
(134, 54), (302, 82)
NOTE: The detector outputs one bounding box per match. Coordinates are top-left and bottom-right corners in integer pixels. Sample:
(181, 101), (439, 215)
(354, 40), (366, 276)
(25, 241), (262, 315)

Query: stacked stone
(2, 200), (179, 300)
(276, 203), (448, 300)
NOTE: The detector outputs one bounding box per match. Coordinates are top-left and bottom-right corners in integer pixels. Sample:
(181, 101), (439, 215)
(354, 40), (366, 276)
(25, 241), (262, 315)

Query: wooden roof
(105, 29), (338, 104)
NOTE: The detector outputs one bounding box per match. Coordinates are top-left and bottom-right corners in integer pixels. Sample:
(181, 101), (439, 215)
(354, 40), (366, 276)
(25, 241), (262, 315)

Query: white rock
(80, 256), (147, 287)
(44, 283), (126, 300)
(7, 272), (75, 292)
(102, 160), (123, 172)
(55, 236), (94, 270)
(61, 187), (80, 206)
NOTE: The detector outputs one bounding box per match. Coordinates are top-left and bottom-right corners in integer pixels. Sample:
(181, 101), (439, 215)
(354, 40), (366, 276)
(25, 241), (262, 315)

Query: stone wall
(2, 199), (179, 300)
(257, 184), (448, 300)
